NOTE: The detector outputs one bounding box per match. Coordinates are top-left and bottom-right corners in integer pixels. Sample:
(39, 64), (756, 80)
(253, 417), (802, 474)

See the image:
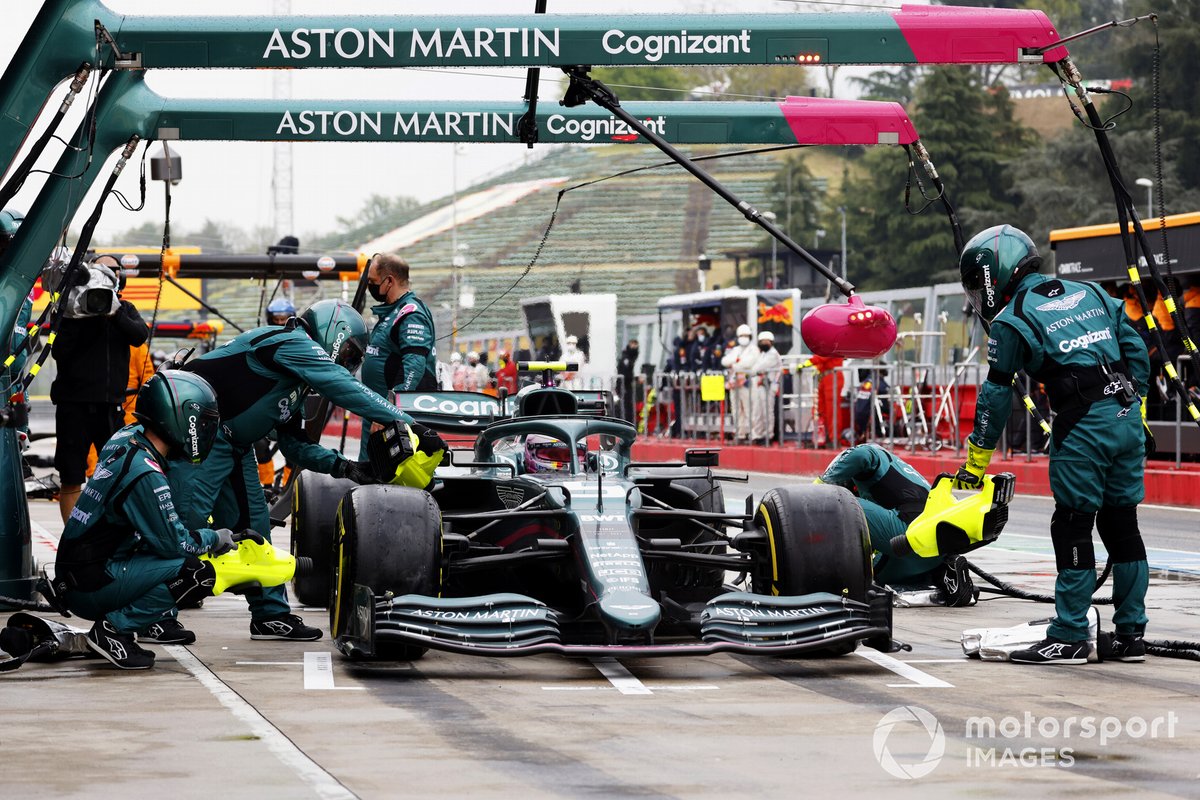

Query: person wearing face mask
(721, 324), (757, 443)
(687, 326), (714, 373)
(359, 253), (439, 456)
(751, 330), (782, 444)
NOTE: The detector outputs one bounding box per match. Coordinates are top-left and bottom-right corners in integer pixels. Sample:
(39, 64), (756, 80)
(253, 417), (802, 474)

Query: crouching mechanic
(170, 299), (447, 642)
(957, 225), (1151, 665)
(816, 443), (977, 606)
(53, 371), (245, 669)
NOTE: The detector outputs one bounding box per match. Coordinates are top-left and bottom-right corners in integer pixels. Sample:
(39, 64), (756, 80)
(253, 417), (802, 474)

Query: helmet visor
(182, 402), (221, 464)
(530, 441), (575, 463)
(337, 338), (365, 374)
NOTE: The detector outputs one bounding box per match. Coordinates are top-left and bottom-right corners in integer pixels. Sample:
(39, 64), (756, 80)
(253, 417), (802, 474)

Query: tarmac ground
(4, 468), (1198, 799)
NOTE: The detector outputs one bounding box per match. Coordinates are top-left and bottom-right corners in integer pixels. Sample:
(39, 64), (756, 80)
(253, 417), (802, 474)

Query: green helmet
(959, 225), (1042, 321)
(133, 370), (221, 464)
(298, 299), (367, 373)
(0, 208), (23, 256)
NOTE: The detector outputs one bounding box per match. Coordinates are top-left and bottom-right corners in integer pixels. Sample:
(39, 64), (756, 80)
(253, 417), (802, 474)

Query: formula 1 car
(292, 369), (897, 661)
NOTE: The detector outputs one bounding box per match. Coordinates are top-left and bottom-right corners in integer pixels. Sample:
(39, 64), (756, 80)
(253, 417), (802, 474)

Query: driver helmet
(266, 297), (297, 326)
(523, 434), (585, 474)
(298, 299), (367, 374)
(133, 370), (220, 464)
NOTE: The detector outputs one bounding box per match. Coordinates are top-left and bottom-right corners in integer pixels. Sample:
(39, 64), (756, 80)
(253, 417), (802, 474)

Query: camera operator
(50, 254), (148, 524)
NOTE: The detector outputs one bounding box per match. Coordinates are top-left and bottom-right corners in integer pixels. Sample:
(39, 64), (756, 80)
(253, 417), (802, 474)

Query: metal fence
(600, 358), (1199, 466)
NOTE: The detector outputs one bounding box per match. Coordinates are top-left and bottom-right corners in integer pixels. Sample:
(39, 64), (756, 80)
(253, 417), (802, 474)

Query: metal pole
(839, 206), (848, 281)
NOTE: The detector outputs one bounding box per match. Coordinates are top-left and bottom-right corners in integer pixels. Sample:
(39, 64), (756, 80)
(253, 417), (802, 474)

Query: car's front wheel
(330, 485), (442, 660)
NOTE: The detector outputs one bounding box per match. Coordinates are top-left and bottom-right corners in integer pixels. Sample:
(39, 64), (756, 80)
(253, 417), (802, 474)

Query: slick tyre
(753, 484), (872, 656)
(290, 470), (356, 607)
(331, 485), (442, 660)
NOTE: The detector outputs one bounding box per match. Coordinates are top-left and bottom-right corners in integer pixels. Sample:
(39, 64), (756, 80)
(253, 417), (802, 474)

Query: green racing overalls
(819, 443), (942, 585)
(970, 272), (1151, 641)
(55, 425), (221, 632)
(360, 291), (437, 456)
(170, 325), (413, 620)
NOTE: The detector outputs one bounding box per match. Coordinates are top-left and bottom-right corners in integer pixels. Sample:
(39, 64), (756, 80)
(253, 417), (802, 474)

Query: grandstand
(337, 144), (797, 339)
(189, 144), (824, 345)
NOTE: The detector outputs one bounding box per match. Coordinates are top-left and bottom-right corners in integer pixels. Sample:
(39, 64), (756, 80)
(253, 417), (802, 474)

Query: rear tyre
(752, 483), (872, 656)
(330, 485), (442, 660)
(290, 471), (356, 607)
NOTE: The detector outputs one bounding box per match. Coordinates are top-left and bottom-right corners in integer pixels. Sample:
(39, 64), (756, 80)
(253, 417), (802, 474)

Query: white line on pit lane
(165, 646), (358, 800)
(589, 657), (653, 695)
(236, 661), (304, 666)
(304, 651), (365, 691)
(856, 649), (954, 688)
(543, 685), (720, 692)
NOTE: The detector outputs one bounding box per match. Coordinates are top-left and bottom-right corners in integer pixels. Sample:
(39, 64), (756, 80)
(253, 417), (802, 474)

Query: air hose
(963, 557), (1200, 661)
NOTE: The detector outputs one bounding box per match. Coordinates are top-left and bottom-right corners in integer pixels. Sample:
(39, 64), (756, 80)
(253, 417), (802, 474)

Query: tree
(585, 67), (694, 101)
(335, 193), (419, 231)
(1010, 129), (1200, 249)
(851, 66), (923, 106)
(764, 153), (822, 242)
(1117, 0), (1200, 189)
(839, 68), (1033, 289)
(579, 65), (808, 102)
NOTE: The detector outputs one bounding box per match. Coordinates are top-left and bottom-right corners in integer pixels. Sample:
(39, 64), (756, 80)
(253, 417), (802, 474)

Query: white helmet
(736, 324), (752, 338)
(467, 350), (479, 363)
(450, 351), (462, 364)
(564, 335), (579, 347)
(758, 330), (775, 343)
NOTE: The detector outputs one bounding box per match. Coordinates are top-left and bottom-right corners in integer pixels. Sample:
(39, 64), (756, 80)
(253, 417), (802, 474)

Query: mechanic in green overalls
(816, 443), (976, 606)
(956, 225), (1151, 665)
(359, 253), (439, 458)
(54, 371), (230, 669)
(170, 299), (445, 642)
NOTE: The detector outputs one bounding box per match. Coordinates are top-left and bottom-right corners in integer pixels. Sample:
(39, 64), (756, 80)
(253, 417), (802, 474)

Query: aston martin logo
(1035, 289), (1086, 312)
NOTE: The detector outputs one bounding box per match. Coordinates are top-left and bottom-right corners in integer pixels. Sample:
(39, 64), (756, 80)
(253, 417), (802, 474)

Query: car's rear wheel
(330, 485), (442, 660)
(289, 471), (356, 607)
(752, 483), (872, 655)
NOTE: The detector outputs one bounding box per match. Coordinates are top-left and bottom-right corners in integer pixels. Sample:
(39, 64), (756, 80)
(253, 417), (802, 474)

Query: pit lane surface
(7, 477), (1199, 799)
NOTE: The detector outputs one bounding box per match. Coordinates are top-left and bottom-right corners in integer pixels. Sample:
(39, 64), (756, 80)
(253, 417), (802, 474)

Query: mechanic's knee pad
(167, 557), (217, 607)
(1051, 504), (1096, 572)
(1095, 505), (1147, 563)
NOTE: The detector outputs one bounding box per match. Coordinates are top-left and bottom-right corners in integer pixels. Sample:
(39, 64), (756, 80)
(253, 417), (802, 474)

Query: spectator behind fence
(50, 255), (148, 524)
(688, 326), (716, 372)
(722, 324), (757, 443)
(495, 350), (518, 395)
(751, 330), (782, 444)
(666, 336), (689, 437)
(467, 350), (490, 391)
(618, 339), (640, 422)
(809, 354), (845, 447)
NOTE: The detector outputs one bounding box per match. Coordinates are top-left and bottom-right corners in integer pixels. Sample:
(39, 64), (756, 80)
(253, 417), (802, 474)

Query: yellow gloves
(952, 440), (995, 490)
(1141, 397), (1155, 457)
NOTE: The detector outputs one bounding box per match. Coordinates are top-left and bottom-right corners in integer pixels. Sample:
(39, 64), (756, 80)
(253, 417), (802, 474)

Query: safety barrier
(619, 358), (1199, 466)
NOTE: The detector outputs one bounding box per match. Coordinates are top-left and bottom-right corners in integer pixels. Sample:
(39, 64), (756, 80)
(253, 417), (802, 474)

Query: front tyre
(330, 485), (442, 660)
(290, 471), (356, 607)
